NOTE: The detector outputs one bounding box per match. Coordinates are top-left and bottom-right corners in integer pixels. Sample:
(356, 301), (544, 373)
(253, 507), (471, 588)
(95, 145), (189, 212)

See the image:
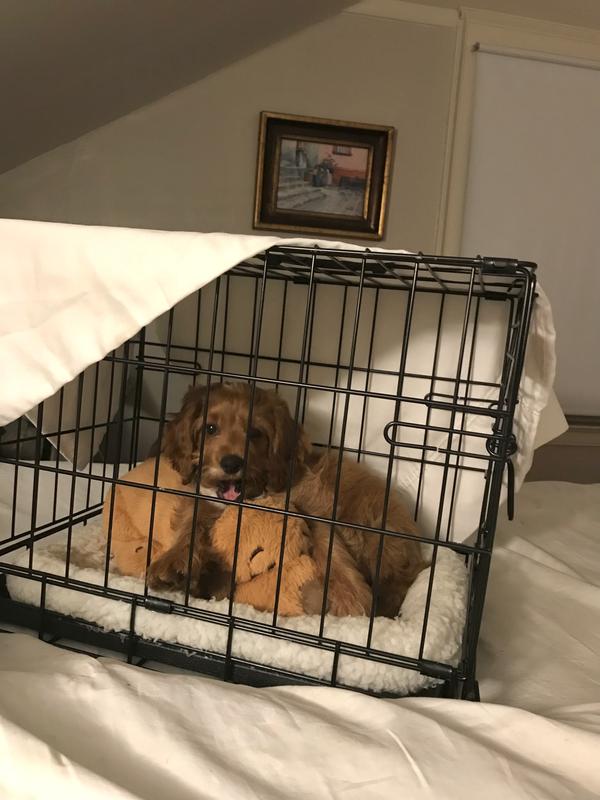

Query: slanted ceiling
(0, 0), (352, 174)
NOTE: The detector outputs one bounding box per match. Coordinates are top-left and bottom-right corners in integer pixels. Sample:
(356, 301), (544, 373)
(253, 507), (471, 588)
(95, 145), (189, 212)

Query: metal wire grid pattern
(0, 247), (536, 697)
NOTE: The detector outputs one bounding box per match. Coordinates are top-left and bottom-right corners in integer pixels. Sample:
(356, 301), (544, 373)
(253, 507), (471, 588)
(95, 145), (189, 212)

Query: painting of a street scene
(276, 138), (371, 217)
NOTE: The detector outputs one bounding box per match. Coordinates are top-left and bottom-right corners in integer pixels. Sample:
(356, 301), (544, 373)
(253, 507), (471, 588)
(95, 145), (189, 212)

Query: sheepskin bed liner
(4, 519), (468, 695)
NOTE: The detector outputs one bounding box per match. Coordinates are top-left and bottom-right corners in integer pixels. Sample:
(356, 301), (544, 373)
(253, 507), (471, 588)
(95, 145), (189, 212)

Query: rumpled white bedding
(2, 481), (599, 800)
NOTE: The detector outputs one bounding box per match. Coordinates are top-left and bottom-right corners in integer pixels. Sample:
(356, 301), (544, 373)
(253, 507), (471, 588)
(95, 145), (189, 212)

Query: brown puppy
(152, 382), (424, 617)
(161, 381), (310, 499)
(107, 380), (306, 591)
(148, 383), (372, 615)
(291, 454), (425, 618)
(146, 380), (307, 594)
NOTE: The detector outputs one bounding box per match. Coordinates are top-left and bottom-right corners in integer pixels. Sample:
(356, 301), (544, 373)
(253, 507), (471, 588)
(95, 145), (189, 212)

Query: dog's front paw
(301, 578), (327, 615)
(147, 549), (193, 591)
(199, 562), (233, 601)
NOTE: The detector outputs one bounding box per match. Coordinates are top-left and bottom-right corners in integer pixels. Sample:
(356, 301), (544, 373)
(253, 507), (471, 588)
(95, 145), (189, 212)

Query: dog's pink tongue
(223, 484), (240, 501)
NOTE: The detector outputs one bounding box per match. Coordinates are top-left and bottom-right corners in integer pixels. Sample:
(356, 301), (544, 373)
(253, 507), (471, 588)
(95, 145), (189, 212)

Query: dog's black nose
(220, 454), (244, 475)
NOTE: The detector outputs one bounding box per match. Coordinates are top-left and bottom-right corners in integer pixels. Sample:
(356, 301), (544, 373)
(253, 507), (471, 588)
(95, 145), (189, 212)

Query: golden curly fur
(146, 382), (425, 617)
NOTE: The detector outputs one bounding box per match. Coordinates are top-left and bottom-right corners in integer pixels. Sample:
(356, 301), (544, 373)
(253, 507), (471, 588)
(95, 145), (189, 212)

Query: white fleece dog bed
(5, 520), (468, 694)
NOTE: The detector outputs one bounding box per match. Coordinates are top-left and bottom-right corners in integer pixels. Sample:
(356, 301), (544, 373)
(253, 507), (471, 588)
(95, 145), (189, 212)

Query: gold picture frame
(253, 112), (394, 240)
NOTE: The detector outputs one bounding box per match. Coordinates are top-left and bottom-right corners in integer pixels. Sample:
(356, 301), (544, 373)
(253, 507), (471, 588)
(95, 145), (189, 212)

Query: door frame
(437, 7), (600, 255)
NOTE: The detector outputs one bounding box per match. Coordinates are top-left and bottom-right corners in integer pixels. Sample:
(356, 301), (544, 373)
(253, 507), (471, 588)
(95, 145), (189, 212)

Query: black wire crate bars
(0, 246), (537, 698)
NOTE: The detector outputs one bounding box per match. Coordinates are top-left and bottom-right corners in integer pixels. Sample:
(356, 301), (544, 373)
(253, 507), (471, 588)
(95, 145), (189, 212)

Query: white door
(459, 46), (600, 417)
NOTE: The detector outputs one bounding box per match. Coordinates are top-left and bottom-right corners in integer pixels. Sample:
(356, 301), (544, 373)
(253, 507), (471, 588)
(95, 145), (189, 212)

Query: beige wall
(0, 12), (455, 251)
(404, 0), (600, 30)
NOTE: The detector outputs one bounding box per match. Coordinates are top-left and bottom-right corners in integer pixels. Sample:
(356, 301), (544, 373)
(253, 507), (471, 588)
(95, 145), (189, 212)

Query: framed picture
(253, 112), (394, 240)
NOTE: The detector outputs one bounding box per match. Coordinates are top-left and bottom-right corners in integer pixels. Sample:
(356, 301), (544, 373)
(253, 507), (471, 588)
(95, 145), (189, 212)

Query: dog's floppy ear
(162, 385), (207, 484)
(266, 395), (311, 492)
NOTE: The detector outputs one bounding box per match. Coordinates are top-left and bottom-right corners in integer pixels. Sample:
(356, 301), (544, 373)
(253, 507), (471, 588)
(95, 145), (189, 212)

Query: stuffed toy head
(211, 496), (311, 580)
(210, 496), (323, 615)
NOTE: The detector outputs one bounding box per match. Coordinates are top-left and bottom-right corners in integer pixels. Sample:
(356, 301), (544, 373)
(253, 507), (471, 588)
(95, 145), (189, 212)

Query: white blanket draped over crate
(0, 218), (566, 542)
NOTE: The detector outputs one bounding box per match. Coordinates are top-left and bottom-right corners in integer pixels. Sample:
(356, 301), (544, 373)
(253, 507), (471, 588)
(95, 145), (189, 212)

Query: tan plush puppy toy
(104, 457), (188, 579)
(211, 497), (322, 616)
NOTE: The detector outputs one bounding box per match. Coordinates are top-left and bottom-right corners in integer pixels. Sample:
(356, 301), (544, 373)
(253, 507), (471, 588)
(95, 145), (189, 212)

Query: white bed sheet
(1, 480), (599, 800)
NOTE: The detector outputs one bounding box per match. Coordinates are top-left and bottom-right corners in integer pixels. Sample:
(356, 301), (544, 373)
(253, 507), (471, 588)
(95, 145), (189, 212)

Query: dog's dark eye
(247, 427), (262, 440)
(205, 423), (218, 436)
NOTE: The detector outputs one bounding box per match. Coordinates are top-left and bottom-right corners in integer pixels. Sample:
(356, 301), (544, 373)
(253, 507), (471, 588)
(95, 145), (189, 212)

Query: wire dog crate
(0, 246), (537, 699)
